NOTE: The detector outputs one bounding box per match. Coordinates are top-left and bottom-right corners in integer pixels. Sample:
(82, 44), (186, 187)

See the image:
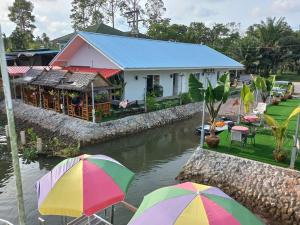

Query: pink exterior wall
(67, 42), (120, 69)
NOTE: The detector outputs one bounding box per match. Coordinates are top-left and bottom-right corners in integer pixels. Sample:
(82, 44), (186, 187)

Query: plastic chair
(247, 128), (257, 145)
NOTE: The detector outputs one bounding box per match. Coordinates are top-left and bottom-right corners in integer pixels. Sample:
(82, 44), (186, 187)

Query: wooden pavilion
(13, 69), (113, 122)
(56, 71), (113, 122)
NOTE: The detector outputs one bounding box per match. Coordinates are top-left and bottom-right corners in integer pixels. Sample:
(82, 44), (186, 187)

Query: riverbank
(176, 148), (300, 225)
(0, 100), (203, 146)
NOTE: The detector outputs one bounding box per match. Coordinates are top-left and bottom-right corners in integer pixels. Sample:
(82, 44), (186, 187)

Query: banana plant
(189, 73), (230, 136)
(255, 75), (275, 103)
(241, 84), (255, 114)
(264, 106), (300, 161)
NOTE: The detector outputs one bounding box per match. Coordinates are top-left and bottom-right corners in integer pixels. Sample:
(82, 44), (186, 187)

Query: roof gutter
(123, 66), (244, 71)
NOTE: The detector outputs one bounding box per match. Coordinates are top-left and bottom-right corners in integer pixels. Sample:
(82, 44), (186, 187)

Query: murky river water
(0, 115), (201, 225)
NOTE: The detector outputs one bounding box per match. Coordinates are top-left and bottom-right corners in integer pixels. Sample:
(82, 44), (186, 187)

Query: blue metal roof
(77, 31), (244, 70)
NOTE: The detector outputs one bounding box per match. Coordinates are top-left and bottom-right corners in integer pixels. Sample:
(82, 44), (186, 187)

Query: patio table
(232, 126), (249, 135)
(244, 115), (259, 123)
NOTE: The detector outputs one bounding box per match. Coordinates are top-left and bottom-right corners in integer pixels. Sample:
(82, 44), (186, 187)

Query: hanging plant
(48, 89), (56, 96)
(68, 92), (79, 99)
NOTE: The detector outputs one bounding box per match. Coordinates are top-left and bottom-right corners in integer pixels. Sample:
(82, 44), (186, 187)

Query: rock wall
(176, 149), (300, 225)
(0, 100), (202, 145)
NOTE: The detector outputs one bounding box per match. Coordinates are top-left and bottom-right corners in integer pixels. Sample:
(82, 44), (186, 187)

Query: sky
(0, 0), (300, 39)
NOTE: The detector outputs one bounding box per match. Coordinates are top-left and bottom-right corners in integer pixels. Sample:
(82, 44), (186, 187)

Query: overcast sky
(1, 0), (300, 39)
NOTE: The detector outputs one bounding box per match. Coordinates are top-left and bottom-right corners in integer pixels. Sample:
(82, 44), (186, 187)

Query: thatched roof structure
(56, 72), (112, 91)
(14, 69), (113, 91)
(13, 68), (44, 85)
(31, 70), (67, 87)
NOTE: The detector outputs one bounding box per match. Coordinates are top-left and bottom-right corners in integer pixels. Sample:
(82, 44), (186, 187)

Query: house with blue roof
(50, 31), (243, 101)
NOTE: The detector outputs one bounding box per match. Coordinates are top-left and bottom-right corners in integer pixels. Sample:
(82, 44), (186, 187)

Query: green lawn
(205, 98), (300, 170)
(275, 72), (300, 82)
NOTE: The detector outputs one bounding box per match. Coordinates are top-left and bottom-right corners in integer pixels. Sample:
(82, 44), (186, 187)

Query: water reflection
(0, 114), (201, 225)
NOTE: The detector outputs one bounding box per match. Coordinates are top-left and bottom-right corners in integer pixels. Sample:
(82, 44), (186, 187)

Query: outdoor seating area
(13, 68), (114, 122)
(206, 98), (300, 169)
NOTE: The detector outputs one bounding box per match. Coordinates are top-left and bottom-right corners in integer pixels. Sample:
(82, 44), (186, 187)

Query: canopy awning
(7, 66), (30, 77)
(7, 66), (62, 77)
(63, 66), (122, 79)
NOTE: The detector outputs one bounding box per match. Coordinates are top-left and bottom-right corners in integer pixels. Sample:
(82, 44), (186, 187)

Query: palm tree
(248, 17), (292, 75)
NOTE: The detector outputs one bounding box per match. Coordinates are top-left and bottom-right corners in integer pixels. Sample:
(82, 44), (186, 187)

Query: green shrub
(180, 93), (192, 104)
(55, 146), (80, 158)
(27, 128), (38, 142)
(23, 147), (38, 160)
(146, 93), (156, 111)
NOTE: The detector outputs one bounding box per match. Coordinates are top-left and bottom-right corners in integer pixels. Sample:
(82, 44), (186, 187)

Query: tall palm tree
(249, 17), (292, 75)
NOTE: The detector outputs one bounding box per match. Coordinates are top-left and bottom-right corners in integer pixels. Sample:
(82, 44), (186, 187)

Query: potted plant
(189, 73), (230, 148)
(264, 107), (300, 162)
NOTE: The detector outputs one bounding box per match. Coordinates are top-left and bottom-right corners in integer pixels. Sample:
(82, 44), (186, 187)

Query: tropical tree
(8, 0), (36, 33)
(145, 0), (166, 25)
(70, 0), (105, 30)
(189, 73), (230, 147)
(101, 0), (122, 28)
(264, 107), (300, 162)
(241, 84), (255, 114)
(254, 75), (275, 103)
(8, 0), (36, 49)
(249, 17), (292, 75)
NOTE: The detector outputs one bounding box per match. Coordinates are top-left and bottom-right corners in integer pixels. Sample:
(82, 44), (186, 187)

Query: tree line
(3, 0), (300, 76)
(147, 18), (300, 76)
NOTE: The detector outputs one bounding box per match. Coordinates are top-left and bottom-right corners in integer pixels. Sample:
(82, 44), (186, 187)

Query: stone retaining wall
(176, 149), (300, 225)
(0, 100), (202, 145)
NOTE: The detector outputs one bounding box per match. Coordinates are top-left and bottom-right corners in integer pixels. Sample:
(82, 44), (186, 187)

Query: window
(217, 71), (220, 80)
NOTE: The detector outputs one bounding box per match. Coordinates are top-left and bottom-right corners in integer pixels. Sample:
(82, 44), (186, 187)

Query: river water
(0, 115), (201, 225)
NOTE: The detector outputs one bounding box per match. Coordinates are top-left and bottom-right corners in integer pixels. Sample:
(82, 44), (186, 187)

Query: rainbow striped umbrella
(128, 182), (264, 225)
(36, 154), (134, 217)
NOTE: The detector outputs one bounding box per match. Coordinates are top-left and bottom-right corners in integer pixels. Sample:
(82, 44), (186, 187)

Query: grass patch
(275, 72), (300, 82)
(205, 98), (300, 170)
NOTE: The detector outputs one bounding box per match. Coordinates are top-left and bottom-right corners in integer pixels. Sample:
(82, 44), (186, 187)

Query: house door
(173, 73), (179, 96)
(147, 75), (153, 93)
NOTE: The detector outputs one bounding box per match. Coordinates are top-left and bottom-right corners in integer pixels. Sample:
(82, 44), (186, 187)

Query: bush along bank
(177, 148), (300, 225)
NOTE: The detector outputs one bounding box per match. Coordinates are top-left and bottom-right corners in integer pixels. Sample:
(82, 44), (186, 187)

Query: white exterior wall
(123, 69), (228, 101)
(67, 42), (120, 69)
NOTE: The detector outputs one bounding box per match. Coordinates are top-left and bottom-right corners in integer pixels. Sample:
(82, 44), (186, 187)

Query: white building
(50, 32), (243, 101)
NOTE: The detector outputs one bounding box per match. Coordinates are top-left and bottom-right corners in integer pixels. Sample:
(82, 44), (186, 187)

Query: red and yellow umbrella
(36, 154), (135, 217)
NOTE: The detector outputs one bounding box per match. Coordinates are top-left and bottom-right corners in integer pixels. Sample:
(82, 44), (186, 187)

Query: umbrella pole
(0, 25), (26, 225)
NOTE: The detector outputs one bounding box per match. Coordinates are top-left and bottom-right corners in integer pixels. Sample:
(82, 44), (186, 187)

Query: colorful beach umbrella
(36, 154), (134, 217)
(128, 182), (264, 225)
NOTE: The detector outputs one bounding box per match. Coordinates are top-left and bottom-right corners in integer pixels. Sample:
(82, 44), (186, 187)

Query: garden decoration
(264, 107), (300, 162)
(189, 73), (230, 148)
(36, 154), (135, 217)
(128, 182), (264, 225)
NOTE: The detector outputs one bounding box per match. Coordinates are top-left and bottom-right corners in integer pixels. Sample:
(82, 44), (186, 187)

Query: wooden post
(20, 131), (26, 145)
(36, 138), (42, 153)
(39, 86), (42, 108)
(62, 89), (65, 114)
(0, 25), (26, 225)
(20, 85), (23, 101)
(91, 82), (95, 123)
